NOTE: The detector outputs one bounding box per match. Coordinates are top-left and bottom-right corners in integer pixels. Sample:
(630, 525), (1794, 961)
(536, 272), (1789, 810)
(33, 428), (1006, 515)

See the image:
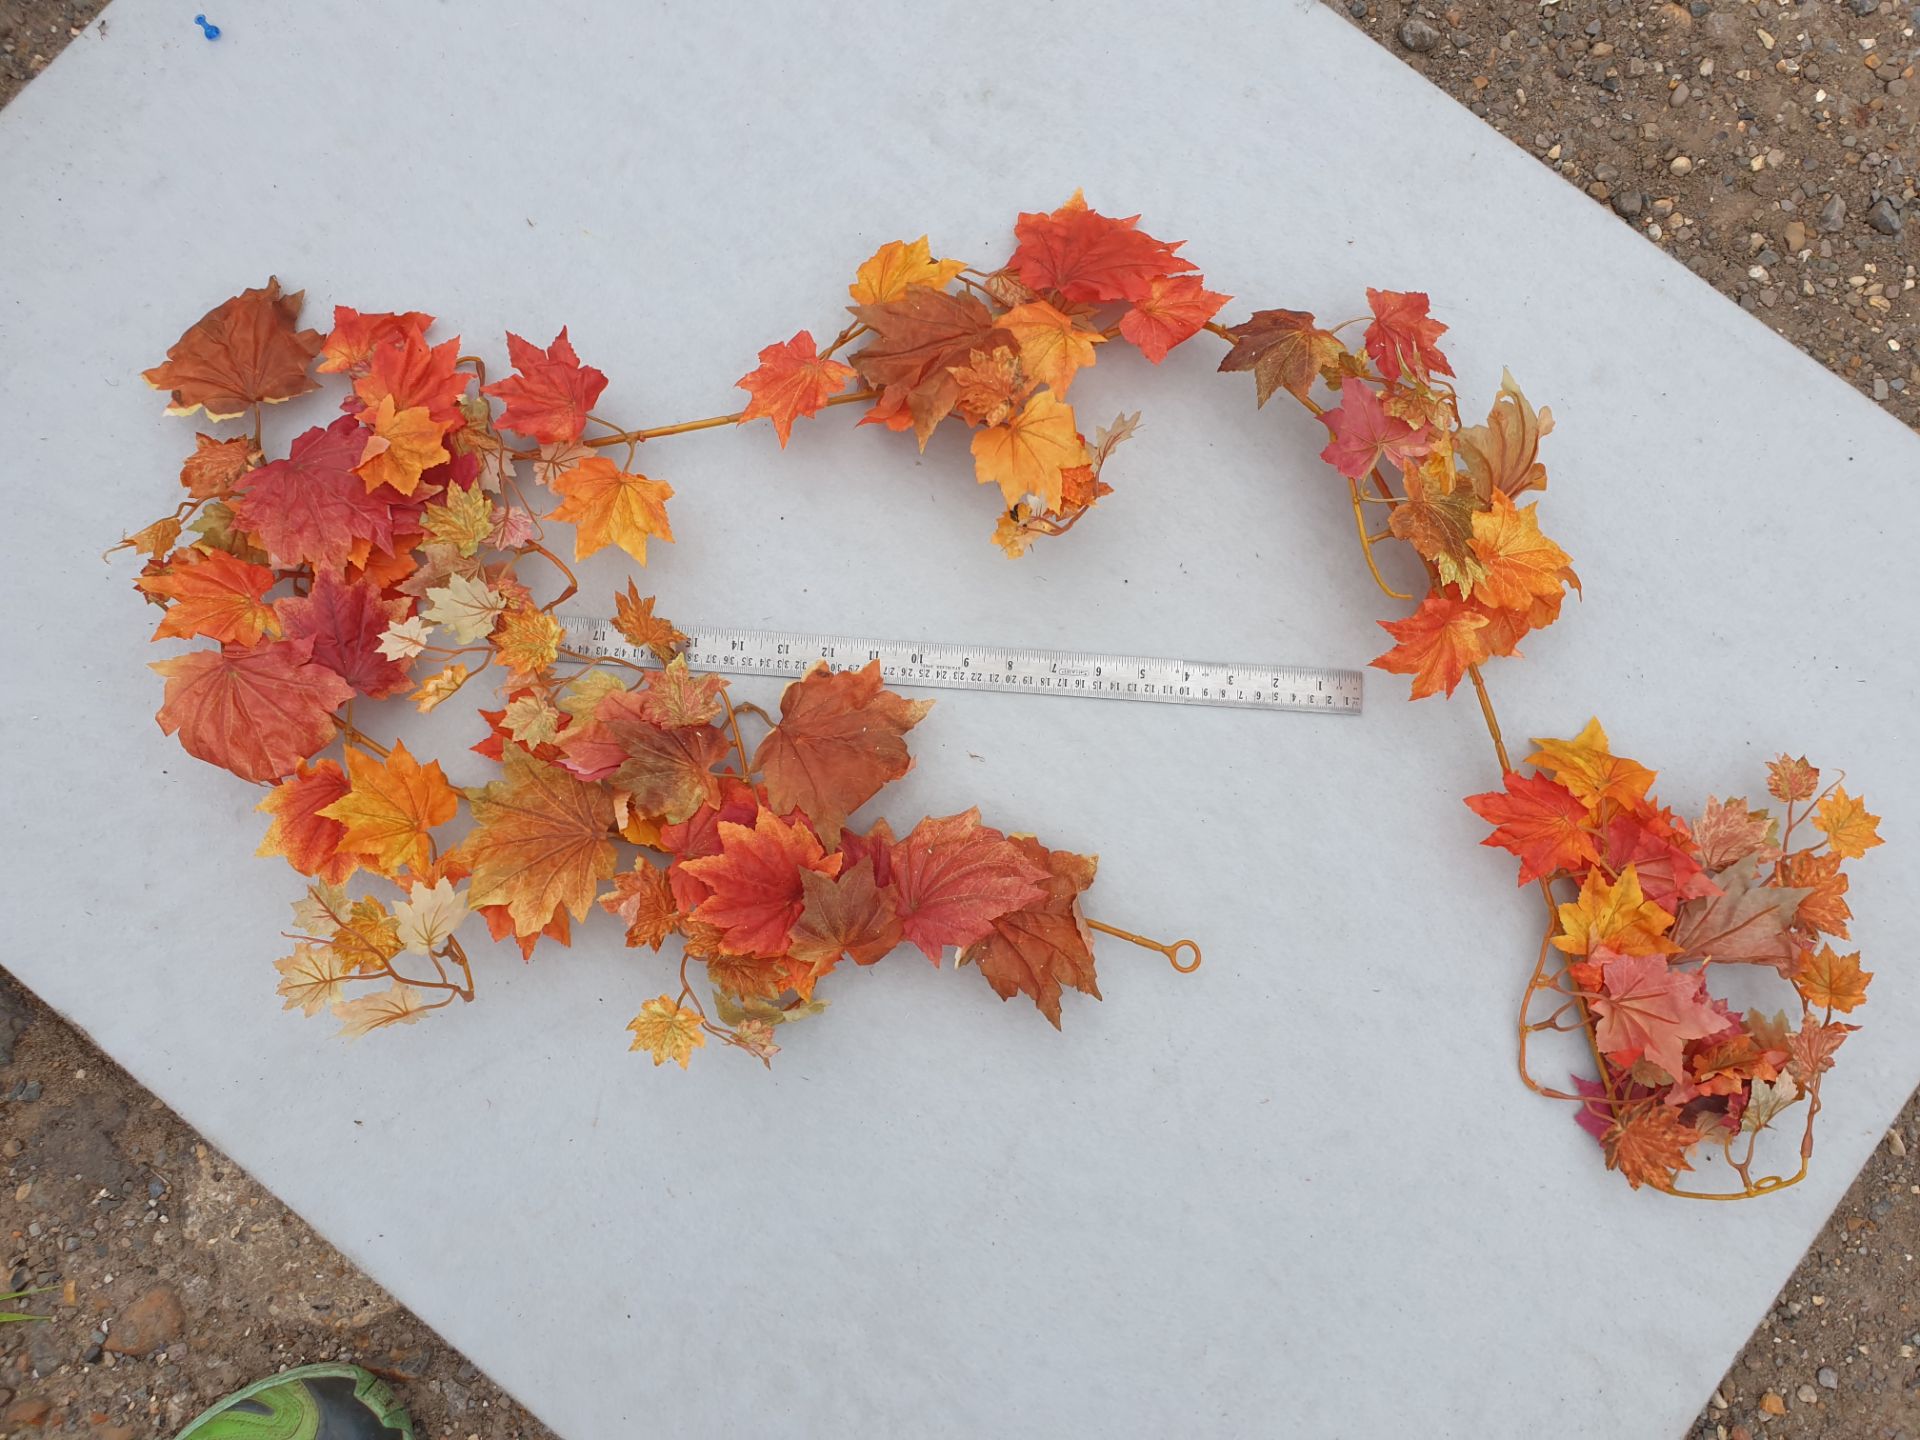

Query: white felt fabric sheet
(2, 2), (1916, 1436)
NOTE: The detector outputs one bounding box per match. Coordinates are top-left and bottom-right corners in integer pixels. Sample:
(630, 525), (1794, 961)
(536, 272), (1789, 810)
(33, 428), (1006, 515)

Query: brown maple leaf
(143, 278), (324, 420)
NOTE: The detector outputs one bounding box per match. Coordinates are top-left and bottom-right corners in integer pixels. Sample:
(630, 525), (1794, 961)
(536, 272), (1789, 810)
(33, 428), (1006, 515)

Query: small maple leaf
(179, 432), (259, 499)
(948, 345), (1026, 429)
(1811, 786), (1882, 860)
(1456, 370), (1554, 500)
(1468, 491), (1571, 613)
(354, 395), (451, 497)
(1766, 754), (1820, 804)
(960, 837), (1101, 1029)
(1589, 950), (1724, 1077)
(411, 663), (471, 713)
(423, 482), (495, 556)
(970, 391), (1090, 513)
(787, 857), (904, 974)
(601, 862), (678, 951)
(1553, 865), (1679, 959)
(352, 328), (470, 432)
(888, 809), (1049, 961)
(679, 809), (842, 958)
(1602, 1102), (1700, 1191)
(274, 942), (356, 1017)
(848, 236), (967, 306)
(1371, 594), (1489, 700)
(1694, 795), (1777, 871)
(393, 877), (469, 955)
(151, 638), (352, 783)
(330, 897), (404, 975)
(481, 328), (608, 445)
(318, 307), (436, 375)
(494, 605), (564, 682)
(1217, 308), (1345, 407)
(256, 759), (356, 885)
(754, 660), (933, 843)
(424, 573), (506, 643)
(230, 417), (400, 569)
(1794, 944), (1872, 1013)
(1523, 717), (1655, 810)
(139, 549), (280, 647)
(627, 995), (707, 1069)
(1464, 770), (1600, 885)
(1389, 471), (1486, 596)
(611, 582), (687, 664)
(1739, 1073), (1801, 1133)
(332, 983), (432, 1040)
(547, 456), (675, 565)
(1779, 849), (1851, 939)
(1319, 379), (1432, 479)
(998, 299), (1104, 396)
(503, 694), (564, 748)
(1362, 288), (1454, 382)
(143, 278), (323, 419)
(1118, 273), (1231, 364)
(1009, 192), (1194, 303)
(1784, 1020), (1855, 1084)
(631, 657), (728, 729)
(464, 746), (618, 937)
(319, 741), (458, 878)
(735, 330), (856, 447)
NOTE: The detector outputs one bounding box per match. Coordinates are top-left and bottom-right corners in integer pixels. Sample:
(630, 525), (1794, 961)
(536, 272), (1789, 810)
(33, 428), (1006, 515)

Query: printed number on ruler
(557, 615), (1362, 716)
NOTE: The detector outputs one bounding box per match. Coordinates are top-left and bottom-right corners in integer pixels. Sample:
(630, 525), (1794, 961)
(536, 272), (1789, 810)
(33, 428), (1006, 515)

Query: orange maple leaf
(143, 278), (323, 420)
(1468, 491), (1571, 612)
(464, 746), (618, 937)
(1463, 770), (1600, 884)
(139, 549), (280, 646)
(1524, 717), (1656, 810)
(611, 582), (688, 665)
(1371, 594), (1489, 700)
(151, 639), (352, 783)
(481, 328), (608, 445)
(1779, 849), (1851, 939)
(593, 693), (732, 823)
(1118, 273), (1231, 364)
(1602, 1102), (1700, 1191)
(753, 661), (932, 843)
(998, 300), (1104, 396)
(352, 329), (469, 432)
(960, 837), (1101, 1029)
(547, 456), (675, 565)
(1811, 786), (1882, 860)
(787, 857), (904, 974)
(848, 236), (967, 306)
(1216, 308), (1345, 407)
(318, 740), (458, 878)
(1362, 288), (1454, 382)
(256, 759), (357, 885)
(850, 286), (1011, 448)
(178, 432), (259, 499)
(1767, 755), (1820, 805)
(354, 395), (450, 497)
(1794, 944), (1872, 1013)
(600, 862), (678, 951)
(735, 330), (856, 447)
(1551, 865), (1680, 958)
(1009, 192), (1194, 303)
(318, 307), (436, 376)
(970, 390), (1089, 513)
(679, 809), (842, 958)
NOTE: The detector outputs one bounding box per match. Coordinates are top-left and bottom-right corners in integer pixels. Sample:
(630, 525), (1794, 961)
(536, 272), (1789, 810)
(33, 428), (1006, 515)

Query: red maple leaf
(1464, 770), (1601, 884)
(151, 638), (352, 782)
(735, 330), (856, 447)
(1009, 193), (1195, 303)
(273, 570), (411, 700)
(1117, 274), (1231, 363)
(351, 328), (469, 433)
(230, 416), (401, 568)
(481, 327), (608, 444)
(1362, 288), (1454, 381)
(1589, 951), (1727, 1078)
(1318, 378), (1432, 479)
(889, 809), (1049, 961)
(1371, 594), (1489, 700)
(257, 759), (357, 885)
(677, 808), (842, 958)
(960, 836), (1102, 1028)
(318, 307), (437, 375)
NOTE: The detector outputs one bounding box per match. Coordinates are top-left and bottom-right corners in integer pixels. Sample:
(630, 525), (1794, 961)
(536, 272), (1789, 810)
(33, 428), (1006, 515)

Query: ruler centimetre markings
(556, 615), (1363, 716)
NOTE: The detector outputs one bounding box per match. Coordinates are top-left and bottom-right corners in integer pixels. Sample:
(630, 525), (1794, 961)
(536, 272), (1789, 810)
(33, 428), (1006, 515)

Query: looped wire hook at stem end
(1085, 919), (1202, 974)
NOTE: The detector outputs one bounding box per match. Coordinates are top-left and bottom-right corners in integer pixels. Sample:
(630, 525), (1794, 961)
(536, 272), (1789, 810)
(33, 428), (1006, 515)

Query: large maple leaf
(1468, 491), (1571, 612)
(464, 746), (618, 937)
(1118, 274), (1230, 364)
(142, 278), (323, 420)
(151, 638), (351, 783)
(1371, 594), (1489, 700)
(481, 328), (608, 445)
(319, 740), (458, 878)
(1216, 308), (1344, 407)
(230, 416), (401, 569)
(1361, 288), (1454, 382)
(1318, 379), (1431, 479)
(1008, 193), (1194, 303)
(678, 809), (842, 958)
(547, 457), (675, 565)
(888, 809), (1049, 961)
(735, 330), (856, 447)
(1464, 769), (1600, 884)
(787, 857), (904, 974)
(139, 549), (280, 647)
(1668, 855), (1810, 974)
(754, 661), (932, 843)
(274, 571), (411, 699)
(960, 836), (1101, 1028)
(256, 759), (357, 885)
(1589, 951), (1724, 1077)
(352, 329), (470, 432)
(1602, 1103), (1700, 1191)
(592, 691), (731, 823)
(318, 307), (436, 376)
(850, 287), (1012, 447)
(970, 390), (1089, 512)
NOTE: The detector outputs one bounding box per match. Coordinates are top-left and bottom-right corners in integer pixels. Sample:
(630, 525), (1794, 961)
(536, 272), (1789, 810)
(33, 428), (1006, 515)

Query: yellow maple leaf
(1469, 489), (1571, 612)
(1811, 786), (1882, 860)
(1551, 864), (1679, 958)
(626, 994), (707, 1068)
(1525, 717), (1656, 811)
(999, 299), (1105, 396)
(548, 456), (675, 564)
(318, 741), (459, 877)
(355, 395), (450, 496)
(848, 236), (967, 306)
(412, 662), (470, 712)
(329, 897), (403, 974)
(423, 483), (494, 556)
(495, 605), (564, 681)
(1795, 944), (1872, 1013)
(969, 391), (1088, 513)
(464, 745), (617, 937)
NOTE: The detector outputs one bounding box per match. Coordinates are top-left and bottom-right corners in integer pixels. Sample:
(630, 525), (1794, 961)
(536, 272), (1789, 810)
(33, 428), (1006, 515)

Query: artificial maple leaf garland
(119, 282), (1189, 1072)
(115, 197), (1886, 1200)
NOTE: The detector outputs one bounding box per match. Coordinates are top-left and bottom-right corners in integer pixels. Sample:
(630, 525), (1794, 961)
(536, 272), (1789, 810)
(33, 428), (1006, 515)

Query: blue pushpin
(193, 14), (220, 39)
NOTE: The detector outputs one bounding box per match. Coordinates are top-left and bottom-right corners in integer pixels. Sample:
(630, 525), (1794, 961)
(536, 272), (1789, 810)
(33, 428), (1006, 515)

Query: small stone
(1850, 0), (1877, 13)
(1613, 190), (1646, 218)
(1875, 377), (1892, 400)
(1398, 16), (1440, 52)
(1, 1397), (52, 1428)
(1889, 77), (1909, 98)
(1797, 1383), (1820, 1403)
(1817, 1365), (1839, 1389)
(1671, 83), (1691, 107)
(147, 1178), (165, 1199)
(103, 1285), (186, 1356)
(96, 1427), (137, 1440)
(80, 1343), (102, 1366)
(1671, 155), (1695, 175)
(1785, 220), (1807, 251)
(1867, 198), (1904, 234)
(1347, 0), (1368, 17)
(1, 1137), (21, 1157)
(1819, 193), (1848, 232)
(10, 1080), (42, 1103)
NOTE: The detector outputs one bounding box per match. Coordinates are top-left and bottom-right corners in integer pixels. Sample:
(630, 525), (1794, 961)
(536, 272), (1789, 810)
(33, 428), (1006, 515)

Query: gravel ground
(3, 4), (1917, 1439)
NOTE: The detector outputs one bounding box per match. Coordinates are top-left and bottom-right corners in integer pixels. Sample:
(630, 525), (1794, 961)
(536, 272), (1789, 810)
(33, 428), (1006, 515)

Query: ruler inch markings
(556, 614), (1361, 716)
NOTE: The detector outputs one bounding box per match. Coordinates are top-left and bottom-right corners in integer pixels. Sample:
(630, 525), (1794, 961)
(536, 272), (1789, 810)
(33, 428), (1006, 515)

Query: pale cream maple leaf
(377, 615), (434, 661)
(424, 573), (506, 643)
(393, 877), (470, 955)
